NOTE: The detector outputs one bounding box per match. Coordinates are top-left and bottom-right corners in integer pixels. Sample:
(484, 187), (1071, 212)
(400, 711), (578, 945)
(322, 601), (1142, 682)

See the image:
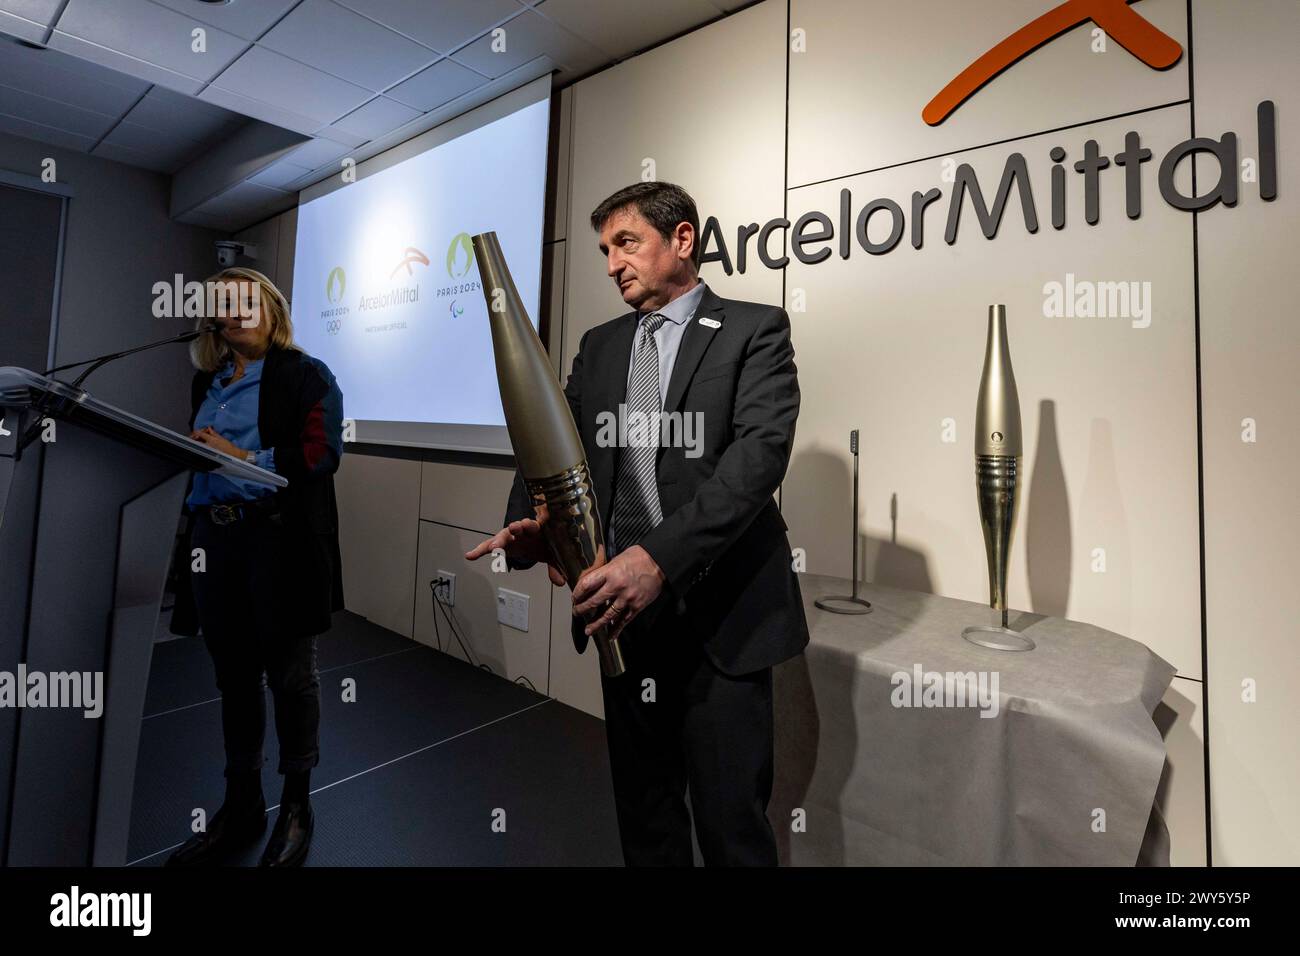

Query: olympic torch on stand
(962, 304), (1035, 652)
(471, 231), (625, 676)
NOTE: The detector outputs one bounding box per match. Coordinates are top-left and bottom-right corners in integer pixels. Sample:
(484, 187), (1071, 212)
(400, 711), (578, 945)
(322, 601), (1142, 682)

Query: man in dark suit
(466, 181), (808, 865)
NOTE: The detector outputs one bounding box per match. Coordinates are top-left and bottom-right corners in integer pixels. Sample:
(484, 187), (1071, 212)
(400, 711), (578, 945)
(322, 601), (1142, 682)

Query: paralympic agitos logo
(699, 0), (1277, 275)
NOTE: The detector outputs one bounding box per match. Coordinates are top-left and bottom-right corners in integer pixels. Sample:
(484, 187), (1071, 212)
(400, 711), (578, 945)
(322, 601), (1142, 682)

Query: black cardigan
(184, 344), (346, 637)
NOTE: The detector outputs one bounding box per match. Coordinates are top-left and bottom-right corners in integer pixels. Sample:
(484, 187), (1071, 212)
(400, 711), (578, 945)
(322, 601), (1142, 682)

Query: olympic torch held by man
(471, 231), (625, 676)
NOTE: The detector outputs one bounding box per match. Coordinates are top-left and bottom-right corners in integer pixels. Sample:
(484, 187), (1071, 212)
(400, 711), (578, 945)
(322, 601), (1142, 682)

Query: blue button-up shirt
(186, 357), (278, 506)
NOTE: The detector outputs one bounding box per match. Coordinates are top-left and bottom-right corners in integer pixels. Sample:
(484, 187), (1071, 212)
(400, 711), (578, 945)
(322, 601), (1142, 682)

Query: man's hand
(572, 545), (666, 641)
(464, 517), (566, 587)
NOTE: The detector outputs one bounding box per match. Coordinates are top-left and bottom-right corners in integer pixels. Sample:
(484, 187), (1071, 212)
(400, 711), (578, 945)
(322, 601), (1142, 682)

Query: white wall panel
(335, 450), (422, 637)
(1191, 0), (1300, 866)
(414, 520), (552, 692)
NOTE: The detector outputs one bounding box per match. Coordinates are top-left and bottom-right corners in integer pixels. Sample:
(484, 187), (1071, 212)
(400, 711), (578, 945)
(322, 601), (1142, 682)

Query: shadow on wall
(784, 445), (935, 594)
(1027, 398), (1072, 618)
(1076, 417), (1132, 636)
(1150, 686), (1194, 866)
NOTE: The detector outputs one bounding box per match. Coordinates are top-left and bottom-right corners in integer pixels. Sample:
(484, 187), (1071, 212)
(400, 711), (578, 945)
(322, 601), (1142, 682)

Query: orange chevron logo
(390, 246), (430, 279)
(923, 0), (1183, 126)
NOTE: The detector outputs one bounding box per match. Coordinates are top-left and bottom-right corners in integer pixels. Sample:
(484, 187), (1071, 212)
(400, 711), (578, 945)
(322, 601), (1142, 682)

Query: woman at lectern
(166, 267), (344, 868)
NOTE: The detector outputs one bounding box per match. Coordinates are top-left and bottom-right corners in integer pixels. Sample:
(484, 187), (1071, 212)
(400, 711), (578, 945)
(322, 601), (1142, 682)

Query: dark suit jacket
(178, 344), (346, 637)
(504, 283), (809, 676)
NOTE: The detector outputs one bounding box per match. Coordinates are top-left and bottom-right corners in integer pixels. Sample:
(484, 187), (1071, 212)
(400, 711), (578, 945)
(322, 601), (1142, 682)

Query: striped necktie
(611, 312), (667, 553)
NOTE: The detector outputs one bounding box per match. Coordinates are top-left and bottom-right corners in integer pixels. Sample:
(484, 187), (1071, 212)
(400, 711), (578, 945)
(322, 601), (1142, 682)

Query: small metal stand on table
(815, 429), (872, 615)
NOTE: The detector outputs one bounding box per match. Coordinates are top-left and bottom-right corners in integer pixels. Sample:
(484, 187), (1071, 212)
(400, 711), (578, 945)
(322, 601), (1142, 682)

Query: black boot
(259, 770), (313, 867)
(259, 799), (313, 867)
(166, 772), (266, 867)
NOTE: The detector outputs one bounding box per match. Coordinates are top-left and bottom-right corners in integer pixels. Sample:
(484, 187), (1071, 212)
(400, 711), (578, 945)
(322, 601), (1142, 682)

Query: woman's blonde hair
(189, 266), (300, 371)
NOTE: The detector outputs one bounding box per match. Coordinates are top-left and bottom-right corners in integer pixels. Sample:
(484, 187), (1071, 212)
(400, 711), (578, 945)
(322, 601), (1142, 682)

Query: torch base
(815, 594), (872, 615)
(962, 624), (1036, 652)
(595, 631), (626, 677)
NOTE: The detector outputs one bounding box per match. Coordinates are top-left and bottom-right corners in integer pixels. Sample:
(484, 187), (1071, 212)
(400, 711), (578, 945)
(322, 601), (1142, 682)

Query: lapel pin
(698, 317), (721, 328)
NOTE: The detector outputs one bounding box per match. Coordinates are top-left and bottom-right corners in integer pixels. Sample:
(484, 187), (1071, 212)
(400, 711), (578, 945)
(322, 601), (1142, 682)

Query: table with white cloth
(769, 573), (1175, 866)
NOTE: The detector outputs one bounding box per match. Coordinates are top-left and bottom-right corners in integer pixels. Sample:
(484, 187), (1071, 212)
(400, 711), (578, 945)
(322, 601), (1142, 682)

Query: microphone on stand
(19, 323), (224, 451)
(44, 323), (224, 388)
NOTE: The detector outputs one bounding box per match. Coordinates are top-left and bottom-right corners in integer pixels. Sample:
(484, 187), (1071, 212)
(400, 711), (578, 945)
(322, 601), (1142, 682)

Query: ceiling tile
(260, 0), (436, 91)
(0, 11), (47, 43)
(311, 123), (366, 147)
(386, 57), (484, 111)
(0, 81), (119, 138)
(208, 44), (372, 126)
(335, 0), (524, 55)
(0, 34), (151, 115)
(0, 109), (96, 150)
(122, 84), (243, 140)
(198, 82), (322, 135)
(307, 53), (552, 177)
(147, 0), (304, 42)
(283, 134), (352, 168)
(91, 136), (199, 173)
(55, 0), (249, 83)
(450, 7), (601, 78)
(99, 118), (200, 155)
(535, 0), (712, 60)
(46, 30), (204, 94)
(283, 162), (335, 192)
(328, 94), (418, 140)
(0, 1), (63, 27)
(248, 156), (314, 189)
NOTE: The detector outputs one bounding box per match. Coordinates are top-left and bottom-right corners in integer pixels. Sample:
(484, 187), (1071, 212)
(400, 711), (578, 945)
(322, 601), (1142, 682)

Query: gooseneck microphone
(18, 324), (223, 451)
(44, 323), (223, 389)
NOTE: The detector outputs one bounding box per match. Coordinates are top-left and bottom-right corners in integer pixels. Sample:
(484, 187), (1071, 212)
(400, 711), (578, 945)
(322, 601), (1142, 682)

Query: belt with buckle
(201, 497), (280, 526)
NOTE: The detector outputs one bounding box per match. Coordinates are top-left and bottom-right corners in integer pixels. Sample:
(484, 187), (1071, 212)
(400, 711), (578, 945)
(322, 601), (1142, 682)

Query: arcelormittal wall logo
(923, 0), (1183, 125)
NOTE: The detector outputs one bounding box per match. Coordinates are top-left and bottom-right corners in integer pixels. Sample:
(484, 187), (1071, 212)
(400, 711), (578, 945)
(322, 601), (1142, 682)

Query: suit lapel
(600, 312), (638, 408)
(590, 313), (637, 524)
(661, 284), (724, 415)
(589, 285), (726, 522)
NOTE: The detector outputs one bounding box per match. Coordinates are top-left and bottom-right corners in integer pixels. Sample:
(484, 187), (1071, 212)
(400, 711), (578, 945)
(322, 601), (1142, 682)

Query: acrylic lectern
(0, 366), (285, 866)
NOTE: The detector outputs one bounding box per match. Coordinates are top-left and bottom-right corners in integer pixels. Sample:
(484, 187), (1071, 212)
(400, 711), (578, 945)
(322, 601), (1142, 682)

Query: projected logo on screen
(435, 231), (482, 306)
(323, 266), (349, 334)
(390, 247), (430, 279)
(287, 86), (549, 429)
(446, 233), (475, 277)
(326, 266), (346, 303)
